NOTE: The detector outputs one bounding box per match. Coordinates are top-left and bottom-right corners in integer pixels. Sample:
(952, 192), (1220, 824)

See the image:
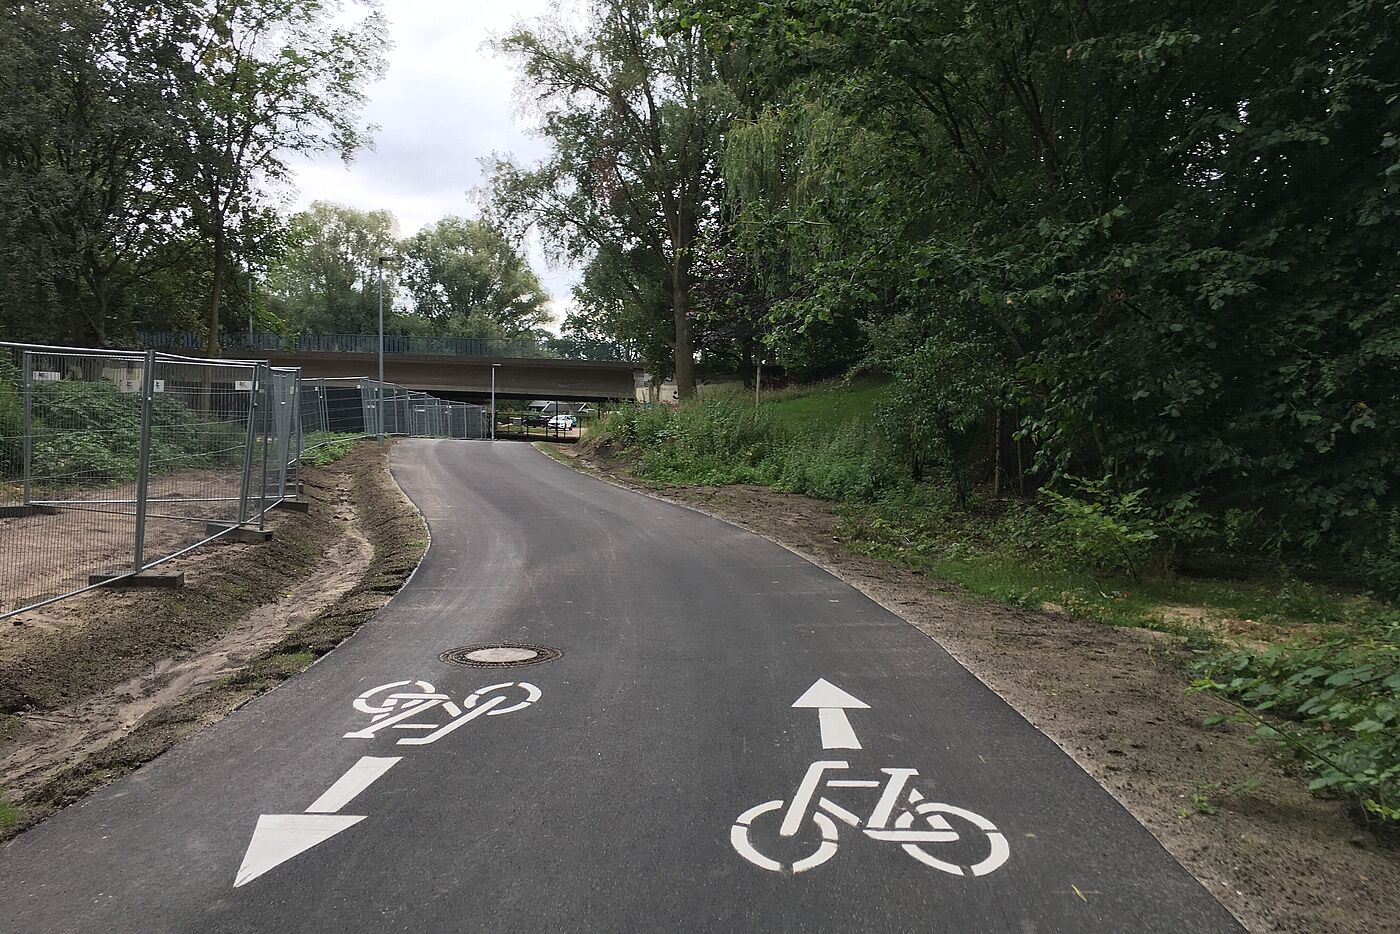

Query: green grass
(0, 791), (17, 831)
(596, 380), (1387, 642)
(761, 379), (890, 429)
(835, 491), (1390, 643)
(301, 433), (365, 466)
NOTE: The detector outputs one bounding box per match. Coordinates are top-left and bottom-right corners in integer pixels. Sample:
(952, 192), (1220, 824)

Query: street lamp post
(490, 364), (500, 441)
(377, 255), (388, 443)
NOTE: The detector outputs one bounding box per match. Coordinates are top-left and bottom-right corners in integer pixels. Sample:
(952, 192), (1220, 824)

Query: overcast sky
(284, 1), (576, 328)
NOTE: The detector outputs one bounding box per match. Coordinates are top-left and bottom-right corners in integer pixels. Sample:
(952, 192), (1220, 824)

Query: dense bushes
(682, 0), (1400, 592)
(23, 379), (244, 486)
(1193, 616), (1400, 823)
(0, 356), (20, 473)
(594, 391), (904, 501)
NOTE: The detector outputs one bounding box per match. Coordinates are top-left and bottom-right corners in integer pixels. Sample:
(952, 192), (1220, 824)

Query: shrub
(23, 379), (247, 487)
(1040, 477), (1159, 579)
(0, 355), (21, 473)
(1193, 612), (1400, 823)
(875, 337), (1002, 502)
(594, 393), (906, 502)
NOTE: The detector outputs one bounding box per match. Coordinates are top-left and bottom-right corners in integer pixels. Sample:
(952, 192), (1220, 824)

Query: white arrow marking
(306, 756), (401, 814)
(234, 814), (365, 888)
(793, 679), (870, 750)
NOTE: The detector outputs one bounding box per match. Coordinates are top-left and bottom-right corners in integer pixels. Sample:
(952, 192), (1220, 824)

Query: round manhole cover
(440, 643), (562, 668)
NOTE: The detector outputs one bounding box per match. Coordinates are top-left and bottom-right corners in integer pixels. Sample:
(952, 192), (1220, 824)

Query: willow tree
(492, 0), (729, 397)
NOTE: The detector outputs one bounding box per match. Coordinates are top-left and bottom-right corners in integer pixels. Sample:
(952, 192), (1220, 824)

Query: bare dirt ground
(555, 443), (1400, 934)
(0, 466), (289, 618)
(0, 506), (372, 799)
(0, 443), (426, 834)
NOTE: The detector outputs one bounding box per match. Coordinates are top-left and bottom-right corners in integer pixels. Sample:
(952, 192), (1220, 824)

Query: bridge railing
(139, 331), (636, 363)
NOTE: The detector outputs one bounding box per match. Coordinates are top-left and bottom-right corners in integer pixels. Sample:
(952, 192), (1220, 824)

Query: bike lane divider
(233, 676), (543, 888)
(731, 678), (1010, 879)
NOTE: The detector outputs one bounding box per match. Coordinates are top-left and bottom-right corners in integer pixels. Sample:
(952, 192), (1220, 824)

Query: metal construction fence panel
(0, 345), (298, 618)
(294, 378), (487, 446)
(1, 345), (490, 620)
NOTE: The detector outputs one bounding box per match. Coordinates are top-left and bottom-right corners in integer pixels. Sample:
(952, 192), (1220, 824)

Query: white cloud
(283, 0), (578, 329)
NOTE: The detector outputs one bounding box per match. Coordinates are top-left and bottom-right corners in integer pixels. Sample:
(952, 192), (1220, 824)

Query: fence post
(20, 351), (32, 505)
(237, 363), (263, 526)
(277, 374), (295, 502)
(258, 372), (273, 531)
(131, 350), (157, 574)
(291, 377), (304, 498)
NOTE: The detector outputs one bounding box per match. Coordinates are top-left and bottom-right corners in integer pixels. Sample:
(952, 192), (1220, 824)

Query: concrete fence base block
(206, 523), (274, 543)
(0, 505), (62, 518)
(273, 499), (311, 513)
(88, 570), (185, 589)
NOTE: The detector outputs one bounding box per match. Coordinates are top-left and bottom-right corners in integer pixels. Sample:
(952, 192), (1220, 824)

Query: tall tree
(175, 0), (388, 357)
(399, 218), (551, 337)
(265, 201), (398, 334)
(688, 0), (1400, 562)
(491, 0), (729, 397)
(0, 0), (194, 344)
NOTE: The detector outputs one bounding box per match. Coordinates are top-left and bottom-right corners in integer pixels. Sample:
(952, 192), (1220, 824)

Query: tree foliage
(265, 206), (551, 339)
(667, 0), (1400, 576)
(264, 201), (398, 334)
(0, 0), (387, 350)
(399, 218), (551, 337)
(490, 0), (732, 396)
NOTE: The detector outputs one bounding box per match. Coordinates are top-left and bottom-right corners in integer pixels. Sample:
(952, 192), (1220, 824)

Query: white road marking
(234, 814), (365, 888)
(305, 757), (401, 814)
(393, 693), (505, 745)
(792, 679), (869, 750)
(817, 709), (861, 749)
(346, 679), (543, 745)
(729, 687), (1011, 877)
(235, 678), (546, 889)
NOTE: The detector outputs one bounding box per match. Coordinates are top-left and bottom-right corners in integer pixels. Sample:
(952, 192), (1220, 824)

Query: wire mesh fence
(295, 377), (488, 445)
(1, 344), (488, 620)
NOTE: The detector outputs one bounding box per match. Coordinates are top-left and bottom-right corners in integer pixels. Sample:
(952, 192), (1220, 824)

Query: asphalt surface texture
(0, 440), (1244, 933)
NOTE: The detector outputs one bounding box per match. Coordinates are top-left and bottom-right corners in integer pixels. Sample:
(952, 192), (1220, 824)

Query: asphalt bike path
(0, 441), (1243, 933)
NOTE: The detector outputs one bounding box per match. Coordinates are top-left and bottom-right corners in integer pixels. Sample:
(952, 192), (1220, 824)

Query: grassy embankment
(587, 382), (1400, 825)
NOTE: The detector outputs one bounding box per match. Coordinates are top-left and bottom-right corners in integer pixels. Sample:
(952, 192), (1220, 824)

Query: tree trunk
(205, 231), (225, 359)
(993, 408), (1003, 497)
(671, 275), (696, 400)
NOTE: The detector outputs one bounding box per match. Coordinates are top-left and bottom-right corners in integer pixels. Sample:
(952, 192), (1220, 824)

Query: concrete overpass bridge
(140, 332), (640, 402)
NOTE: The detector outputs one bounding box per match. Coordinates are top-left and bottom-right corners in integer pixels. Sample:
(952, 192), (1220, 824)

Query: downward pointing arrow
(793, 679), (870, 750)
(234, 755), (399, 888)
(234, 814), (364, 887)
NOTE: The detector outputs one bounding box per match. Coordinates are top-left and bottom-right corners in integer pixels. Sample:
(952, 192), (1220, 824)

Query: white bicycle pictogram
(731, 760), (1009, 876)
(345, 679), (541, 746)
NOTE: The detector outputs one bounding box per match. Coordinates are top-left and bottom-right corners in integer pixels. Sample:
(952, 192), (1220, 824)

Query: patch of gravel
(557, 443), (1400, 934)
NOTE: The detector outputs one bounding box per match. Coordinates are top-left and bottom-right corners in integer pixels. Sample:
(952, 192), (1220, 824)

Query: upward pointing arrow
(793, 679), (870, 750)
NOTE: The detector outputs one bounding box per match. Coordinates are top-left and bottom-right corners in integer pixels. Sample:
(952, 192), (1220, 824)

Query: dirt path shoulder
(550, 443), (1399, 934)
(0, 441), (426, 837)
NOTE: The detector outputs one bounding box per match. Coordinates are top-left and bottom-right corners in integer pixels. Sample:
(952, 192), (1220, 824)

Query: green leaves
(672, 0), (1400, 588)
(1040, 478), (1160, 580)
(1193, 613), (1400, 822)
(398, 218), (551, 337)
